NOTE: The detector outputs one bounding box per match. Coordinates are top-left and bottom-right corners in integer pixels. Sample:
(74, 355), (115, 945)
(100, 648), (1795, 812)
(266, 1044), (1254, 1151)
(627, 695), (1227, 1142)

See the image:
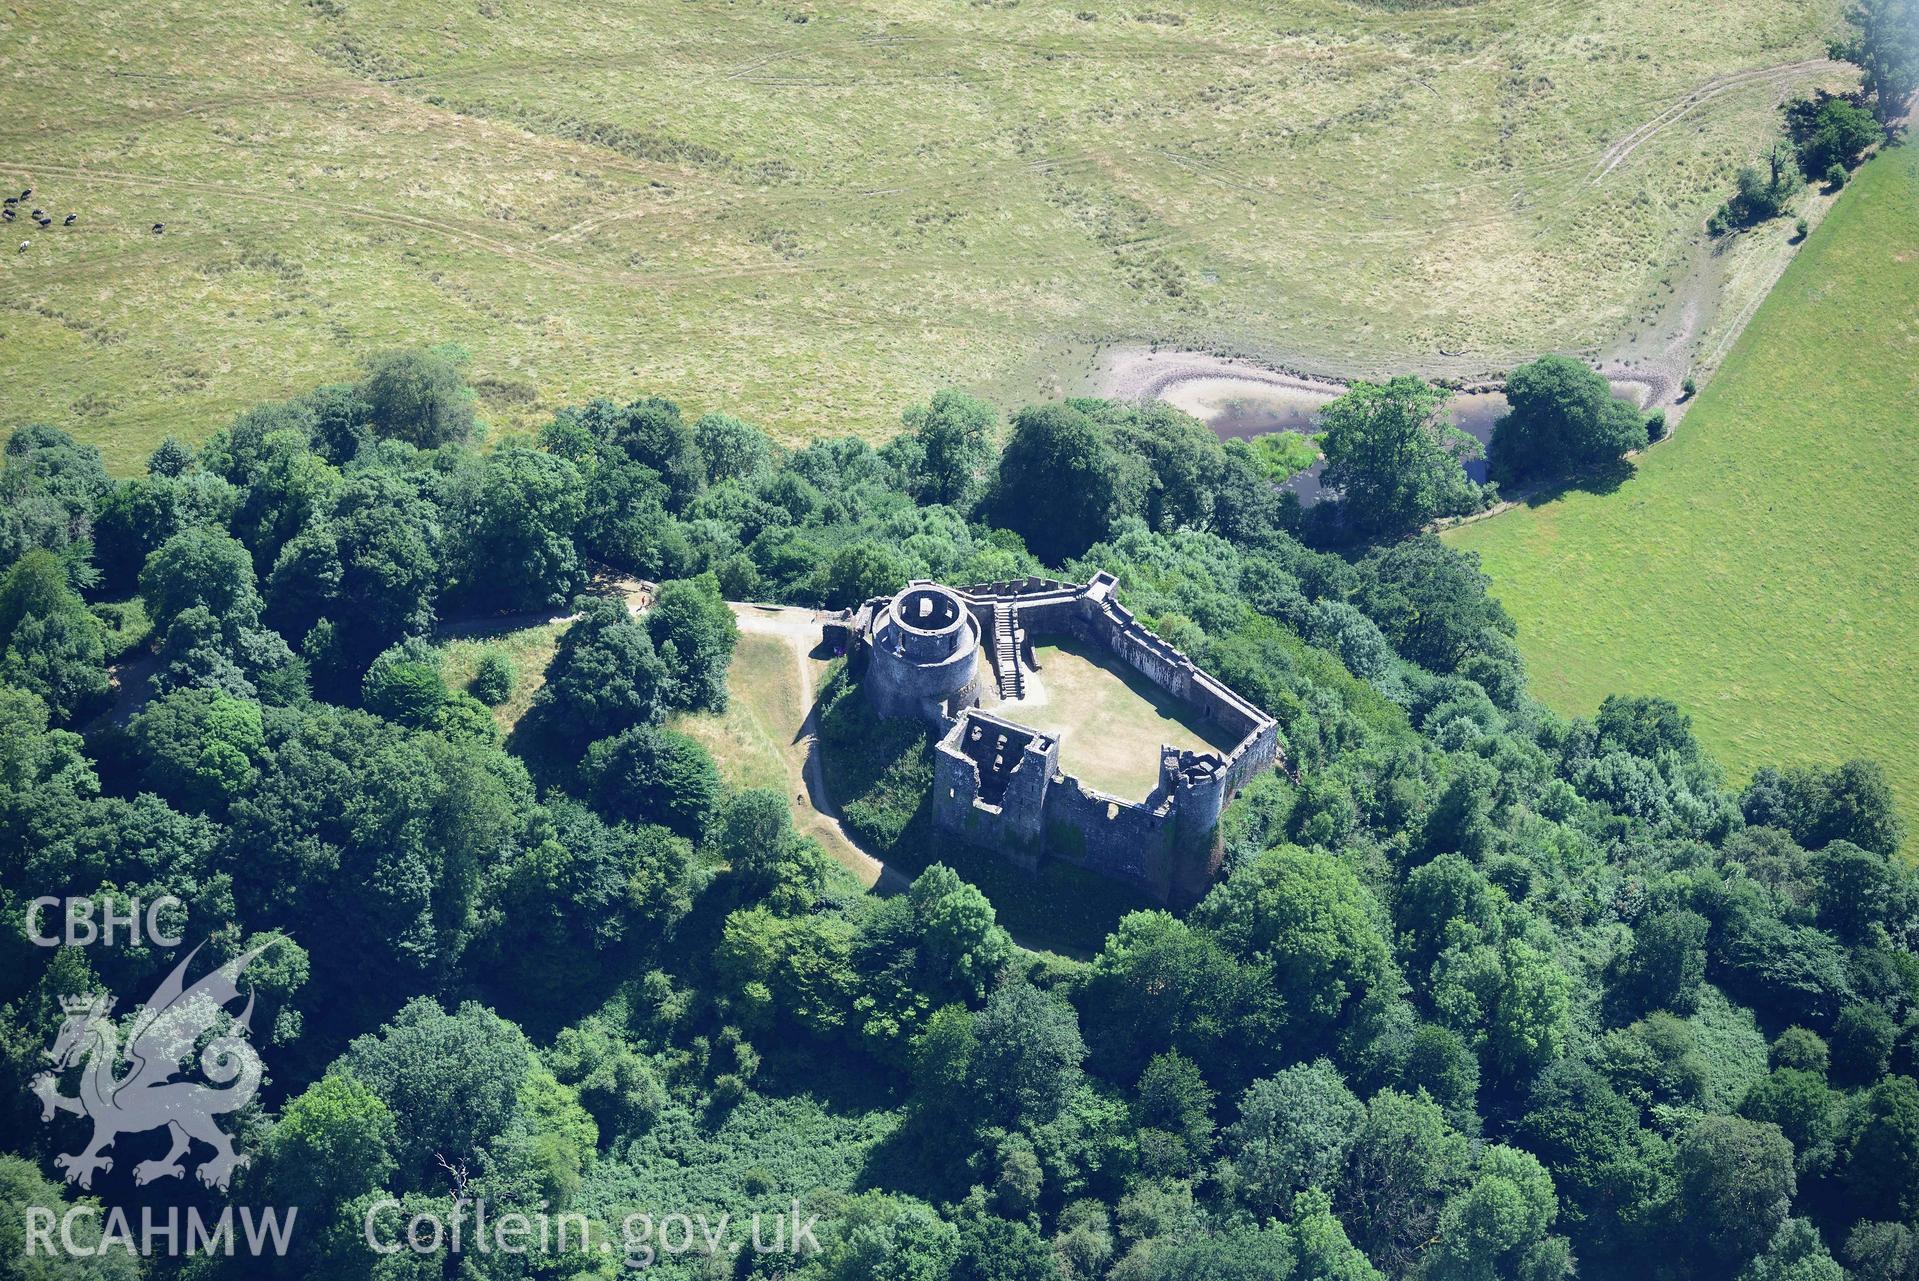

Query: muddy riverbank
(1099, 348), (1657, 504)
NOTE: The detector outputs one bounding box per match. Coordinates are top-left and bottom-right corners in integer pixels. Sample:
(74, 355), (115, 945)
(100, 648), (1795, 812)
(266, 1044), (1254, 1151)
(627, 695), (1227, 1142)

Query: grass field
(1445, 143), (1919, 825)
(436, 616), (569, 732)
(670, 633), (798, 797)
(674, 627), (881, 887)
(1, 0), (1845, 472)
(1009, 637), (1239, 800)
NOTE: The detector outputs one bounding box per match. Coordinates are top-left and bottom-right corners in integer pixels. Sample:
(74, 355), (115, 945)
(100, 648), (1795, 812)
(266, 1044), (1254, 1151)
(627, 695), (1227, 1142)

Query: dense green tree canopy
(267, 469), (442, 667)
(139, 526), (262, 635)
(645, 573), (738, 713)
(1488, 356), (1649, 485)
(988, 403), (1123, 563)
(970, 984), (1087, 1126)
(342, 997), (533, 1183)
(449, 445), (586, 611)
(1829, 0), (1919, 123)
(0, 550), (107, 723)
(901, 389), (996, 509)
(692, 411), (774, 485)
(581, 723), (722, 838)
(1, 358), (1912, 1281)
(1675, 1115), (1797, 1272)
(1319, 376), (1483, 538)
(1225, 1060), (1363, 1216)
(541, 595), (669, 739)
(1192, 845), (1395, 1041)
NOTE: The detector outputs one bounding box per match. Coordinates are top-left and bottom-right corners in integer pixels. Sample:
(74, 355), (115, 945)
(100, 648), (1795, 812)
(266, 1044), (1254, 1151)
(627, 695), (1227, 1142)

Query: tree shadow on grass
(504, 698), (588, 795)
(876, 811), (1153, 961)
(750, 1038), (900, 1114)
(1517, 456), (1637, 507)
(858, 1103), (979, 1206)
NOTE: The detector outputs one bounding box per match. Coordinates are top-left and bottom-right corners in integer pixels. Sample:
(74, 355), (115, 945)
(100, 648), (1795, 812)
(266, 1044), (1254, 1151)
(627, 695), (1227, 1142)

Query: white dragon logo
(30, 940), (277, 1191)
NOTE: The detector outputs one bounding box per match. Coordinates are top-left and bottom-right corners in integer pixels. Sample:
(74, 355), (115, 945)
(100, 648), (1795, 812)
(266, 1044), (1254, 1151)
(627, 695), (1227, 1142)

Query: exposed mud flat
(1159, 372), (1510, 442)
(1101, 351), (1518, 502)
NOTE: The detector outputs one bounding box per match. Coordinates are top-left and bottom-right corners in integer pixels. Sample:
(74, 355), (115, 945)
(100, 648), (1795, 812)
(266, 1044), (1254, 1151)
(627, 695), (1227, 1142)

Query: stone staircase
(992, 604), (1025, 700)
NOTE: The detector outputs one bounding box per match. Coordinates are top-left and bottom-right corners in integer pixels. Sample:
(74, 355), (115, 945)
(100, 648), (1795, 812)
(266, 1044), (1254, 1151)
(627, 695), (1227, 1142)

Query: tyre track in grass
(1591, 58), (1843, 183)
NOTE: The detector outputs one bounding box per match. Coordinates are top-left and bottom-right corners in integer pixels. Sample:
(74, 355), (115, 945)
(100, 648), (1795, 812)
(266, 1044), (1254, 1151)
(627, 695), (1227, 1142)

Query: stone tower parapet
(826, 572), (1281, 907)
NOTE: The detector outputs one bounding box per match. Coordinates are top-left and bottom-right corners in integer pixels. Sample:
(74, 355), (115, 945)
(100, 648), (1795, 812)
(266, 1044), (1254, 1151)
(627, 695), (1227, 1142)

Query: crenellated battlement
(826, 573), (1282, 907)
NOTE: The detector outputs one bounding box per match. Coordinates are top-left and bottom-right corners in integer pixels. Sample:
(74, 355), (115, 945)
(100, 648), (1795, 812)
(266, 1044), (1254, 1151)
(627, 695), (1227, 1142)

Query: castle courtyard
(998, 636), (1240, 803)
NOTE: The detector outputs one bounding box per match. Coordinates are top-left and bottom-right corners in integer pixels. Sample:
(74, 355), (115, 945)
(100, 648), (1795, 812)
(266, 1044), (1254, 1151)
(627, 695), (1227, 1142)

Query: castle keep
(825, 573), (1282, 907)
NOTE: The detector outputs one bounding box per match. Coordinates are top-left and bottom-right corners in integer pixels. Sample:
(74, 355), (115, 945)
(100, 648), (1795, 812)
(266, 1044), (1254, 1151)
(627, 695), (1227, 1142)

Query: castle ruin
(824, 573), (1282, 907)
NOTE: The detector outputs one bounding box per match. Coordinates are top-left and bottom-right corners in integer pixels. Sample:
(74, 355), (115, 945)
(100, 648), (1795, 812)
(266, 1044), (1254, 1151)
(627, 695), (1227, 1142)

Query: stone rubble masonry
(824, 572), (1282, 907)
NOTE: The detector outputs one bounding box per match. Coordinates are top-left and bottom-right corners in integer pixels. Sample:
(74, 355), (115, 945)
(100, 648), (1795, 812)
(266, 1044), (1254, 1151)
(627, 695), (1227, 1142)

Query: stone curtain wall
(834, 574), (1282, 907)
(1042, 777), (1182, 899)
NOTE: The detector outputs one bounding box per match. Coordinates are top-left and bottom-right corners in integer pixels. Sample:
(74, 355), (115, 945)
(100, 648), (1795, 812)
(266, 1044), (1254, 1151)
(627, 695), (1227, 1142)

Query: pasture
(1445, 143), (1919, 826)
(0, 0), (1845, 472)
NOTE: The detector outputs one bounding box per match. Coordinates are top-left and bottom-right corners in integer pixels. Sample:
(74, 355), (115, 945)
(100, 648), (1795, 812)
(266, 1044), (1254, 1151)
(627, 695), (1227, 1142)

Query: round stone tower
(866, 582), (983, 725)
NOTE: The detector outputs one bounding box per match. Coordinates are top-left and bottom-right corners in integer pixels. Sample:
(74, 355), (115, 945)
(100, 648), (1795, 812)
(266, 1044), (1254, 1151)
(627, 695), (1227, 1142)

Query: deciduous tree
(970, 984), (1087, 1126)
(1488, 356), (1647, 485)
(1225, 1060), (1363, 1216)
(1320, 376), (1482, 539)
(903, 389), (996, 508)
(1674, 1115), (1796, 1271)
(582, 724), (721, 839)
(541, 596), (668, 739)
(358, 347), (475, 448)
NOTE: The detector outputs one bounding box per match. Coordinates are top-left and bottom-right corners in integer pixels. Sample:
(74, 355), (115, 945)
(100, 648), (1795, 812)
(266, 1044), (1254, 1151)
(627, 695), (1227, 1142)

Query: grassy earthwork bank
(673, 629), (881, 889)
(437, 616), (570, 733)
(1, 0), (1844, 472)
(669, 632), (804, 798)
(1446, 142), (1919, 825)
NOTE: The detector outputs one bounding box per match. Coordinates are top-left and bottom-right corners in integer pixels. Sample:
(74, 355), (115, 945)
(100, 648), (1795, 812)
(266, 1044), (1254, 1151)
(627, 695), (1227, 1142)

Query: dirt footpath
(727, 603), (907, 895)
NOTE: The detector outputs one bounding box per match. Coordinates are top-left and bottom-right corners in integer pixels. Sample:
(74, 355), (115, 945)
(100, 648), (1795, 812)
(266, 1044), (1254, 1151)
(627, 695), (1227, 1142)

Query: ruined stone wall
(960, 578), (1082, 644)
(1073, 590), (1268, 739)
(832, 572), (1282, 908)
(867, 640), (983, 725)
(1075, 608), (1192, 699)
(1042, 779), (1182, 901)
(863, 583), (984, 727)
(1213, 711), (1282, 796)
(934, 712), (1056, 867)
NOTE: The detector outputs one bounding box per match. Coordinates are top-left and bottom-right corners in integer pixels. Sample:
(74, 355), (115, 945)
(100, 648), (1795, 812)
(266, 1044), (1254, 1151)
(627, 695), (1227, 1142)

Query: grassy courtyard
(1009, 636), (1239, 801)
(1445, 143), (1919, 826)
(1, 0), (1843, 472)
